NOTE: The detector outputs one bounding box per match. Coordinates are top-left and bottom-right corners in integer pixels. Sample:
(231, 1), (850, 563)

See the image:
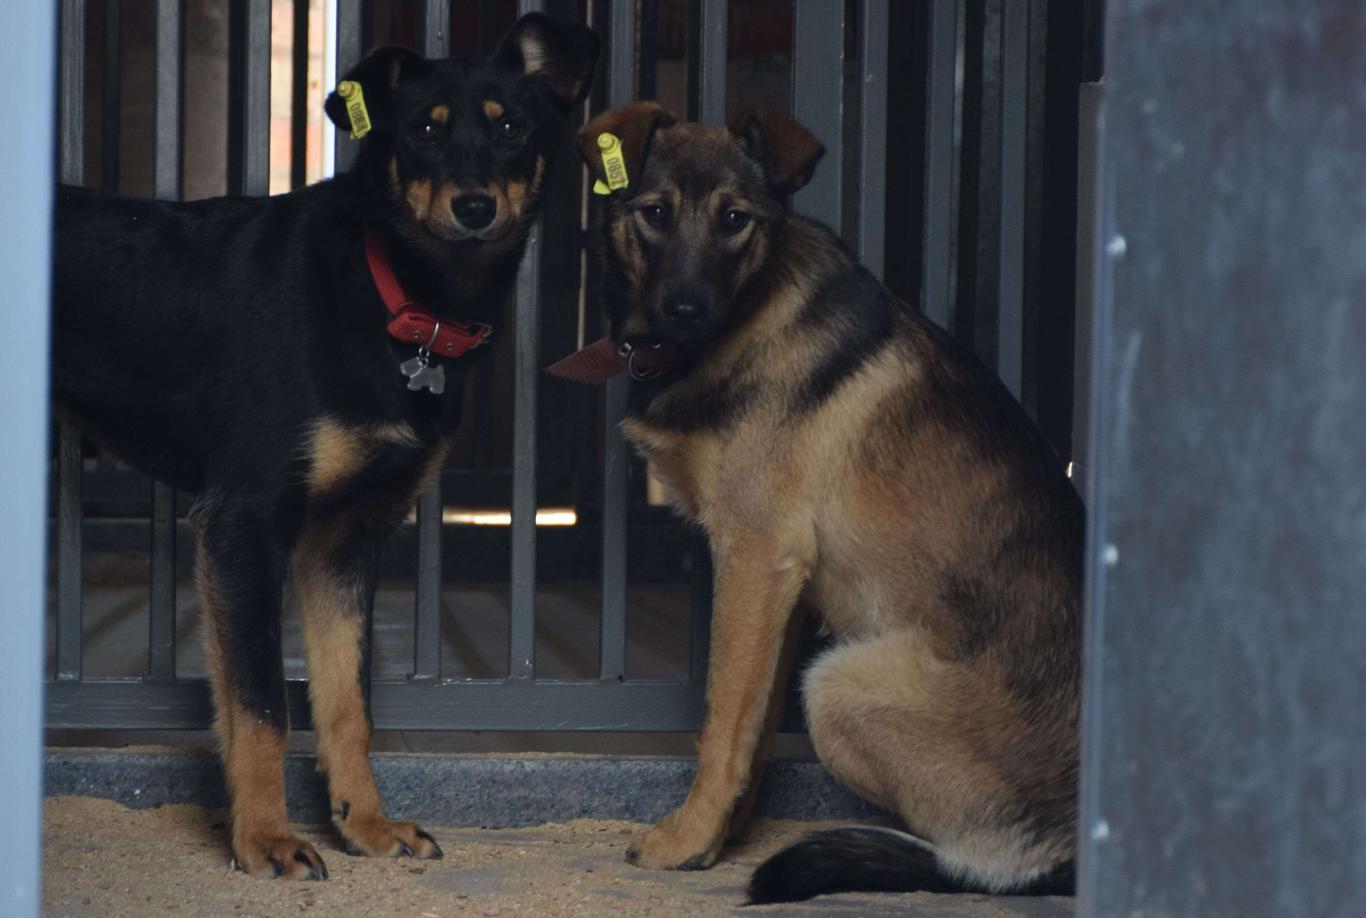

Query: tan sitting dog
(553, 102), (1081, 903)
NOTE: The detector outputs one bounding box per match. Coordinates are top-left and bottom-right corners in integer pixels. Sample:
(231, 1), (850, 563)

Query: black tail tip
(746, 828), (938, 904)
(746, 841), (819, 905)
(746, 826), (1076, 905)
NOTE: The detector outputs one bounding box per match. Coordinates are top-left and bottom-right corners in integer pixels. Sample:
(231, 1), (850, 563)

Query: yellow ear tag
(337, 80), (372, 139)
(596, 132), (629, 193)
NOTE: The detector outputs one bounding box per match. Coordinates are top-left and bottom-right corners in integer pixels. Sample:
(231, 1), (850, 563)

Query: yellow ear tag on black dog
(594, 133), (629, 195)
(337, 80), (372, 139)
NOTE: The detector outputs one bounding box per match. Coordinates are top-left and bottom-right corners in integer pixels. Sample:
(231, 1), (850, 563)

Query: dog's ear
(578, 102), (677, 194)
(729, 109), (825, 196)
(496, 13), (601, 109)
(325, 46), (428, 136)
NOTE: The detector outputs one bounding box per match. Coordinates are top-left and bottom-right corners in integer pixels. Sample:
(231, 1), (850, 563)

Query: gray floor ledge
(45, 750), (882, 826)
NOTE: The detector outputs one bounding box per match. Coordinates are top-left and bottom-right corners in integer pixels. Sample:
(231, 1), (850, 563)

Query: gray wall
(1080, 2), (1366, 916)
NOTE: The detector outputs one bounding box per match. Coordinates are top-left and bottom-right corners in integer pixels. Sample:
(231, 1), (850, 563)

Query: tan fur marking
(308, 418), (420, 497)
(406, 178), (434, 222)
(197, 537), (324, 879)
(482, 99), (504, 121)
(294, 523), (443, 859)
(429, 104), (449, 124)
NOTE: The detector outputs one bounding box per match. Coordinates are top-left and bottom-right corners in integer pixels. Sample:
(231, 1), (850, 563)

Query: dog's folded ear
(496, 13), (601, 109)
(730, 109), (825, 197)
(325, 46), (428, 136)
(578, 102), (677, 195)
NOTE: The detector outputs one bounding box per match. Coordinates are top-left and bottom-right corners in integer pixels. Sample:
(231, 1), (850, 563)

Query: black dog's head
(579, 103), (824, 348)
(327, 13), (598, 247)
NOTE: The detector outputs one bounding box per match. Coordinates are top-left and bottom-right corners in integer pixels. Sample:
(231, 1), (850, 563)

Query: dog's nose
(664, 300), (701, 325)
(452, 194), (496, 230)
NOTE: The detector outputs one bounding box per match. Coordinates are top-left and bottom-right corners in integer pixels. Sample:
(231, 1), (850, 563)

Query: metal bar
(147, 483), (177, 679)
(422, 0), (450, 56)
(101, 0), (121, 191)
(598, 0), (637, 682)
(996, 0), (1027, 398)
(290, 0), (309, 189)
(1070, 81), (1104, 491)
(509, 226), (539, 682)
(856, 0), (888, 278)
(59, 0), (85, 187)
(507, 0), (545, 683)
(0, 1), (57, 910)
(148, 0), (184, 682)
(55, 0), (86, 684)
(54, 429), (83, 682)
(413, 482), (443, 680)
(599, 380), (628, 681)
(792, 0), (845, 230)
(698, 0), (727, 124)
(410, 0), (452, 685)
(153, 0), (182, 200)
(45, 679), (710, 732)
(678, 0), (731, 683)
(921, 0), (957, 328)
(243, 0), (271, 196)
(333, 0), (363, 173)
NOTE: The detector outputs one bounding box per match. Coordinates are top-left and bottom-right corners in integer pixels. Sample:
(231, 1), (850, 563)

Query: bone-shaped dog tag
(400, 354), (446, 394)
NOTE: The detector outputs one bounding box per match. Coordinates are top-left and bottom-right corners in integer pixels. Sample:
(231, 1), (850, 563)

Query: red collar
(546, 336), (684, 384)
(363, 230), (492, 359)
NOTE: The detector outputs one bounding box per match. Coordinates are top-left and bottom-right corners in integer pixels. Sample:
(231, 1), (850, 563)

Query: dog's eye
(642, 204), (670, 227)
(497, 117), (523, 140)
(414, 120), (439, 142)
(721, 209), (750, 231)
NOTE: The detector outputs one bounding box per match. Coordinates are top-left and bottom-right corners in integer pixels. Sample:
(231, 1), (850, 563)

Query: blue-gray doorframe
(1080, 1), (1366, 915)
(0, 3), (57, 915)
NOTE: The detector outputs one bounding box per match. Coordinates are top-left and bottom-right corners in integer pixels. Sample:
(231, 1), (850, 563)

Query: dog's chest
(619, 419), (724, 522)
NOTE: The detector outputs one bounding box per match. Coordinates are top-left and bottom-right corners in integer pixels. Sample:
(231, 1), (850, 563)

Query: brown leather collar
(546, 336), (684, 384)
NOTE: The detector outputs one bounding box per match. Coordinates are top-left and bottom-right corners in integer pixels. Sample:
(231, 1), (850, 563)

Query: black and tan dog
(52, 14), (597, 879)
(555, 103), (1081, 903)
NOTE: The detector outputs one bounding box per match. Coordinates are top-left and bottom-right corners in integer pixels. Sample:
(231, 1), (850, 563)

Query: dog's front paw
(625, 809), (724, 870)
(337, 814), (444, 860)
(232, 830), (328, 880)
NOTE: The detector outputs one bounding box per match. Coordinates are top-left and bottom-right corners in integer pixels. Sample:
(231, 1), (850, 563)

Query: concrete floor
(44, 797), (1074, 917)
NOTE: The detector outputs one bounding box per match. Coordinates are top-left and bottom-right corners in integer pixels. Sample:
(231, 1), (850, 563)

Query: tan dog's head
(580, 104), (824, 346)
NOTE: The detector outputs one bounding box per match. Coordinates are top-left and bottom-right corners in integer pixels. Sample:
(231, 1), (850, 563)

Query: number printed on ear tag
(337, 80), (372, 139)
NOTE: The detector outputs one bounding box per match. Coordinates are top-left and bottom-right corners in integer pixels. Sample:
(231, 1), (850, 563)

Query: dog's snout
(660, 288), (709, 330)
(452, 194), (496, 230)
(664, 300), (700, 322)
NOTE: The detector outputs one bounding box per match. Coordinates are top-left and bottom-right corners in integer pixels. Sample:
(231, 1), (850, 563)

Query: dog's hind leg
(749, 630), (1075, 903)
(195, 497), (327, 880)
(294, 522), (443, 860)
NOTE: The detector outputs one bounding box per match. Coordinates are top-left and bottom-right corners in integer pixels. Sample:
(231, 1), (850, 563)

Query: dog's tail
(746, 826), (1074, 905)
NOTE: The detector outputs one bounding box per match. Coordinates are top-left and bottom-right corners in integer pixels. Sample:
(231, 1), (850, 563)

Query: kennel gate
(43, 0), (1092, 734)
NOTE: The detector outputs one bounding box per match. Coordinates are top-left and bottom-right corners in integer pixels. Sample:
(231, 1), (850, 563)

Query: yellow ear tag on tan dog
(337, 80), (372, 139)
(595, 132), (629, 194)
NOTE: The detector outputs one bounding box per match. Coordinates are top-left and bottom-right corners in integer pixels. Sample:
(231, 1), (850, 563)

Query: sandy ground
(44, 797), (1072, 917)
